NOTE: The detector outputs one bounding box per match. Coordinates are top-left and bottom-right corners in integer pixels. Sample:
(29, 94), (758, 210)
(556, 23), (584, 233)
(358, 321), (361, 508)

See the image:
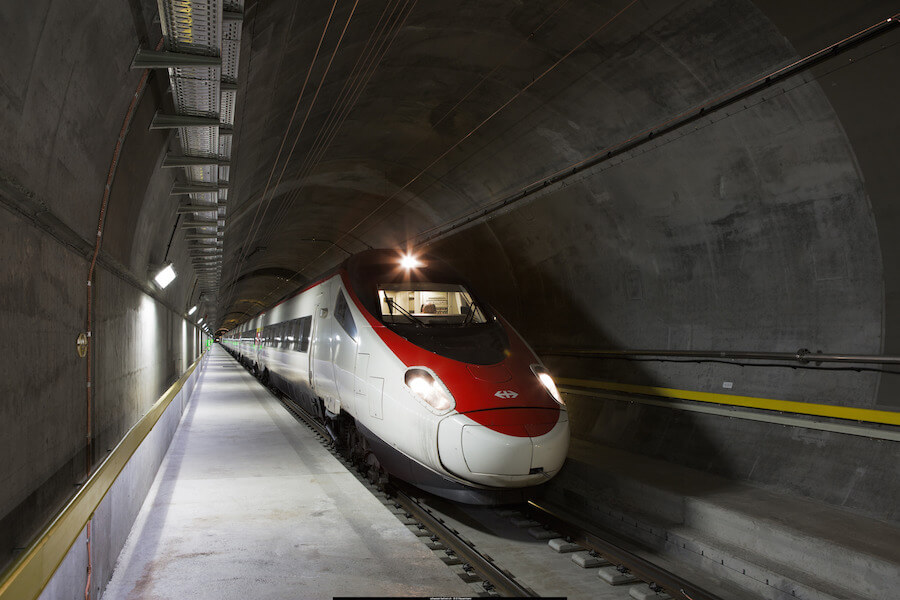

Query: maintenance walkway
(104, 344), (472, 599)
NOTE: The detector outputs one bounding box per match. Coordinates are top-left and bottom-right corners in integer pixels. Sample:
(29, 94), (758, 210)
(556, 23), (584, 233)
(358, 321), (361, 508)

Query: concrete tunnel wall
(0, 0), (897, 579)
(426, 0), (899, 522)
(0, 0), (209, 571)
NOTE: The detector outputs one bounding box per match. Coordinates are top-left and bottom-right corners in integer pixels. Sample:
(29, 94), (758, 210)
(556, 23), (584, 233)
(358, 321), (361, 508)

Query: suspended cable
(223, 0), (340, 309)
(261, 0), (415, 246)
(299, 0), (641, 275)
(408, 12), (900, 246)
(243, 0), (640, 313)
(260, 0), (409, 244)
(225, 1), (360, 314)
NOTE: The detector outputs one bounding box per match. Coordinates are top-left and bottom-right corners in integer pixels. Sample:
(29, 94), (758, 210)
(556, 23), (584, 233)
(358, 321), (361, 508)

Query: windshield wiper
(386, 298), (426, 327)
(460, 300), (480, 327)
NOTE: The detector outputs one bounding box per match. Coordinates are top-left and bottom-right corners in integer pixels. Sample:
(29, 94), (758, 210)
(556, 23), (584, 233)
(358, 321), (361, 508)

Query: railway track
(271, 383), (718, 599)
(526, 501), (723, 600)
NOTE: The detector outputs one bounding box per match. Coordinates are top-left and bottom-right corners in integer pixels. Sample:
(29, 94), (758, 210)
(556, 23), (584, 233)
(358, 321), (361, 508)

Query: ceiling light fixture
(153, 264), (177, 288)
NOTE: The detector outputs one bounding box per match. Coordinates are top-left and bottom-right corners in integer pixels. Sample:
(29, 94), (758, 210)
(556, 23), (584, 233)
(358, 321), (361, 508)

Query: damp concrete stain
(126, 552), (215, 600)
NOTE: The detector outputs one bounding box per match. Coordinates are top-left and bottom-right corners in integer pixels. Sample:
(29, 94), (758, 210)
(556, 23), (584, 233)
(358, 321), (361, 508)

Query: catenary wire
(259, 0), (412, 247)
(240, 0), (640, 316)
(298, 0), (642, 276)
(223, 0), (340, 310)
(225, 0), (361, 311)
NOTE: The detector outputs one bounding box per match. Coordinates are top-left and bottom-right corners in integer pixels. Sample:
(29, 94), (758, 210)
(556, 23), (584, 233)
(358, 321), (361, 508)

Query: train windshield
(377, 283), (488, 327)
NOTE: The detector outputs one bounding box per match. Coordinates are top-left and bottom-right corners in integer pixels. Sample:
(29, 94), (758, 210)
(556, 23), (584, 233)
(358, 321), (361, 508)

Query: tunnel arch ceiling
(220, 0), (897, 408)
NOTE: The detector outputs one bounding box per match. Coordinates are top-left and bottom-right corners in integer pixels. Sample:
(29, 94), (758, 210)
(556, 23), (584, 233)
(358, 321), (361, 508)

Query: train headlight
(404, 368), (455, 412)
(531, 365), (564, 405)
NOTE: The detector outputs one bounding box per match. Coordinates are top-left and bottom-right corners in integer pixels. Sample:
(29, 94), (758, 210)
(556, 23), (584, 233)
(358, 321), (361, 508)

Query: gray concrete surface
(561, 387), (900, 523)
(0, 0), (207, 571)
(2, 0), (898, 595)
(41, 353), (206, 600)
(542, 438), (900, 600)
(0, 206), (208, 571)
(422, 499), (657, 600)
(103, 345), (473, 599)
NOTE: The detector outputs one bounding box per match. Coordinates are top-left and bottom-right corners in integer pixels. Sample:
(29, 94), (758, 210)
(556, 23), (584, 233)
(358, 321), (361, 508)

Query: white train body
(223, 250), (569, 502)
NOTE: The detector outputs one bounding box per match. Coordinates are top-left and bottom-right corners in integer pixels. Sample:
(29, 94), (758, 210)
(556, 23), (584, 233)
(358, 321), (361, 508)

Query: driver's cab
(377, 282), (488, 326)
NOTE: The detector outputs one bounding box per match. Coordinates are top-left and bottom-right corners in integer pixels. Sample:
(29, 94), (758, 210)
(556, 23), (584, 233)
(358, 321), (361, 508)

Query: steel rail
(269, 391), (333, 441)
(393, 491), (538, 598)
(529, 500), (724, 600)
(539, 348), (900, 365)
(244, 351), (717, 598)
(259, 377), (536, 598)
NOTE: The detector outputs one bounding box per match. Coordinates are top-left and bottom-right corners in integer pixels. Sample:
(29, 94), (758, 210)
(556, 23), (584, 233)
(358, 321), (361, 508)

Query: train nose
(437, 410), (569, 487)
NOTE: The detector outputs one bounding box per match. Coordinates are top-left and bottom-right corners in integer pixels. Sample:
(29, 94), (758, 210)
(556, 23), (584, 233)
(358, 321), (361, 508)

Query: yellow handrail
(0, 353), (205, 600)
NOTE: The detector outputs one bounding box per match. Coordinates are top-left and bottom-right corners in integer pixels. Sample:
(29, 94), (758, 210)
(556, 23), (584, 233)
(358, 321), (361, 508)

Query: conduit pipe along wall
(85, 39), (163, 481)
(539, 348), (900, 367)
(423, 3), (899, 521)
(0, 0), (208, 577)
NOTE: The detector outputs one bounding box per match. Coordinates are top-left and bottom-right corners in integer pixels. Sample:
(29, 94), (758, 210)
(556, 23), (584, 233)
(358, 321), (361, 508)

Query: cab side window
(334, 292), (357, 340)
(297, 316), (312, 352)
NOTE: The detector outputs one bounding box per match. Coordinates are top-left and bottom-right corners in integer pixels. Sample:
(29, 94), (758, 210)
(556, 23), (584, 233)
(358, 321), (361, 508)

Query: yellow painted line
(557, 378), (900, 427)
(0, 353), (205, 600)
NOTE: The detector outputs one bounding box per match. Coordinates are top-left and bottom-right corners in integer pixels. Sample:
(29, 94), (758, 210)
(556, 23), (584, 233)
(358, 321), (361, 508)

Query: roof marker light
(400, 253), (422, 270)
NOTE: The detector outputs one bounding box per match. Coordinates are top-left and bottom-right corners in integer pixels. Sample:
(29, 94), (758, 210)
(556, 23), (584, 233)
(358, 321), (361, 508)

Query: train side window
(284, 320), (297, 350)
(334, 292), (358, 340)
(285, 319), (295, 350)
(297, 316), (312, 352)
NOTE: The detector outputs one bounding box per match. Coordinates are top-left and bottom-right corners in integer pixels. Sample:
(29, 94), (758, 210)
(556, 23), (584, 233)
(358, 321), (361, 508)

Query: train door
(332, 288), (358, 416)
(253, 326), (263, 368)
(310, 284), (339, 412)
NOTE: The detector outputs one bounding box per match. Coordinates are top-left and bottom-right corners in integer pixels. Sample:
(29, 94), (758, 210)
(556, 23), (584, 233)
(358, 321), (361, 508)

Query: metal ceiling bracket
(176, 204), (221, 213)
(171, 182), (229, 194)
(162, 154), (230, 168)
(151, 112), (222, 129)
(153, 0), (245, 312)
(131, 48), (222, 69)
(181, 221), (219, 229)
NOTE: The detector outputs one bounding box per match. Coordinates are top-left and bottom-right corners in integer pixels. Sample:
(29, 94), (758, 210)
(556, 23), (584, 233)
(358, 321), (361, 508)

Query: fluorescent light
(188, 305), (198, 315)
(153, 264), (176, 288)
(198, 318), (204, 324)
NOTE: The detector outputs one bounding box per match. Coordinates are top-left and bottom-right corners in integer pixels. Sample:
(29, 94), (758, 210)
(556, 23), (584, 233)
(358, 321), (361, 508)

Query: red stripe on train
(340, 271), (559, 437)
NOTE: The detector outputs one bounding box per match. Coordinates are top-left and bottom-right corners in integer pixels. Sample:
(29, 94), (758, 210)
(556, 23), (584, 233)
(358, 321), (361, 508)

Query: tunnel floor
(103, 345), (472, 599)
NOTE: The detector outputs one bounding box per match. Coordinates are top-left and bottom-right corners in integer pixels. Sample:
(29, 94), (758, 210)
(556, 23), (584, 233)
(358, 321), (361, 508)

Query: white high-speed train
(222, 249), (569, 503)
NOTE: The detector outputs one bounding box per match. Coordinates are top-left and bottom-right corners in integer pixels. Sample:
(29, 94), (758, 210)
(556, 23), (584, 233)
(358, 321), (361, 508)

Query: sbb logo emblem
(495, 390), (518, 399)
